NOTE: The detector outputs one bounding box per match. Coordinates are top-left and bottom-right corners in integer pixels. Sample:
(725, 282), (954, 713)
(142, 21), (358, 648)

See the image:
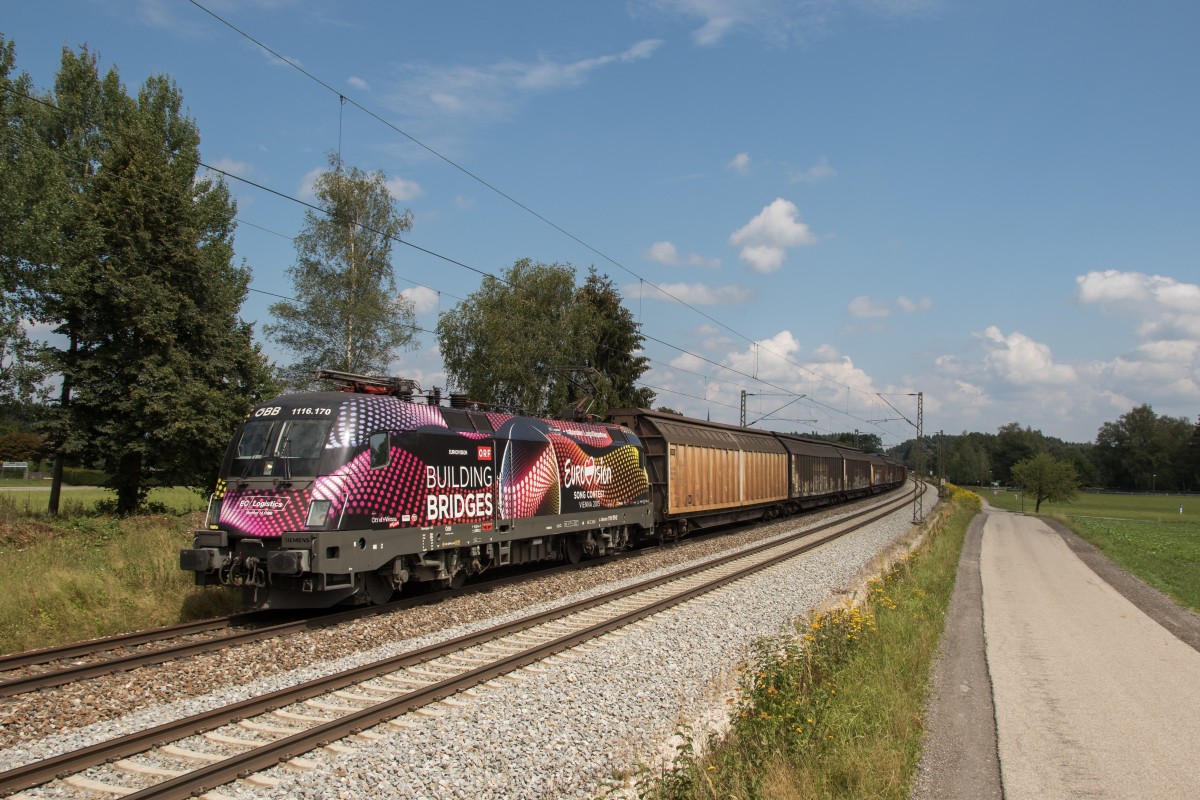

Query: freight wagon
(607, 410), (906, 539)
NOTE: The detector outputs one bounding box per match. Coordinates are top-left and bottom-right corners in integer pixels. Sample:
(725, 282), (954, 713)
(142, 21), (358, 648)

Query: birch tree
(266, 153), (416, 387)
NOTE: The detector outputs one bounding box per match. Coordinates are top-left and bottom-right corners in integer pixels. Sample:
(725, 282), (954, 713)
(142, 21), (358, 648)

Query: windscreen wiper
(275, 437), (293, 487)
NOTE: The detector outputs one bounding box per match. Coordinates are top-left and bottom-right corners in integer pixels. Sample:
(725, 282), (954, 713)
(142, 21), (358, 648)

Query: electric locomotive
(180, 371), (653, 608)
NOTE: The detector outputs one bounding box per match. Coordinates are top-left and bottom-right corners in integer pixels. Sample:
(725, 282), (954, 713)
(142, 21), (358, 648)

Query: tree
(807, 430), (883, 453)
(941, 432), (993, 486)
(30, 44), (130, 513)
(0, 431), (46, 463)
(437, 259), (654, 417)
(992, 422), (1045, 484)
(1095, 404), (1191, 491)
(266, 153), (416, 388)
(32, 54), (275, 513)
(575, 268), (655, 411)
(1187, 415), (1200, 492)
(1011, 452), (1079, 512)
(0, 35), (55, 405)
(439, 260), (578, 416)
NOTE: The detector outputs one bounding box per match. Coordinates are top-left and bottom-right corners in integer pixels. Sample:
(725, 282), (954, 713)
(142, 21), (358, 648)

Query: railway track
(0, 495), (883, 698)
(0, 557), (622, 698)
(0, 483), (921, 800)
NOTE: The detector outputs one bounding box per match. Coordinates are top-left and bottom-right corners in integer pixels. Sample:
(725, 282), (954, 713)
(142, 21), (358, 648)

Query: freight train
(180, 372), (908, 609)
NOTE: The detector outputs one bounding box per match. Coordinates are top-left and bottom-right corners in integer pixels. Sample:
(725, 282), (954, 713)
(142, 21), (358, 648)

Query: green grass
(625, 486), (980, 800)
(977, 487), (1194, 522)
(0, 485), (206, 514)
(980, 488), (1200, 613)
(0, 494), (243, 655)
(0, 477), (41, 487)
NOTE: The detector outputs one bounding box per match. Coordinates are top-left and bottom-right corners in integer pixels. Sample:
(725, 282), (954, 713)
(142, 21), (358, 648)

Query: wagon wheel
(659, 521), (686, 544)
(565, 535), (584, 564)
(362, 571), (394, 605)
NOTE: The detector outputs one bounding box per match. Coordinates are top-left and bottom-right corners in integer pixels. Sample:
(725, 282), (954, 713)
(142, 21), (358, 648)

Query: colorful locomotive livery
(181, 374), (907, 609)
(181, 379), (653, 608)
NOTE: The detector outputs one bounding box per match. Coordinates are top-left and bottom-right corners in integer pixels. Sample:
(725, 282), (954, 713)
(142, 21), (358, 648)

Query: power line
(4, 81), (909, 442)
(183, 0), (884, 400)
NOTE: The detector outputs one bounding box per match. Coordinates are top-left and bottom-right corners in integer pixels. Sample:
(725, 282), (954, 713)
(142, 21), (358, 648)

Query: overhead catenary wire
(4, 81), (911, 446)
(182, 0), (904, 403)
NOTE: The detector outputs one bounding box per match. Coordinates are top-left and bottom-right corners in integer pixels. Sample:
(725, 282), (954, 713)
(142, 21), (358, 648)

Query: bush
(61, 467), (109, 486)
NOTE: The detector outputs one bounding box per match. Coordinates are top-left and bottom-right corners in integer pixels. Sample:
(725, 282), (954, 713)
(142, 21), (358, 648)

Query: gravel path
(2, 493), (926, 799)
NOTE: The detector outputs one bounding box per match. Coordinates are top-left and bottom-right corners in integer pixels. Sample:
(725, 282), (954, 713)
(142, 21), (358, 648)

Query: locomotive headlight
(306, 499), (332, 529)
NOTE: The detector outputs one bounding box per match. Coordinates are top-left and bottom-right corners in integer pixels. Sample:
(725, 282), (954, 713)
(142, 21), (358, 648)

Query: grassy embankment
(0, 483), (242, 655)
(625, 485), (981, 800)
(981, 488), (1199, 612)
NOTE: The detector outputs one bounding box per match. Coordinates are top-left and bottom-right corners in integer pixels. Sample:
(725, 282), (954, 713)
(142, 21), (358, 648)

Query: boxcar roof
(607, 408), (786, 454)
(773, 434), (844, 458)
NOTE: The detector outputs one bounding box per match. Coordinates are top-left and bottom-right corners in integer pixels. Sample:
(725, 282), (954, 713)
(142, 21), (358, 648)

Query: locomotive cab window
(275, 420), (326, 460)
(236, 422), (272, 460)
(369, 431), (390, 469)
(232, 418), (331, 478)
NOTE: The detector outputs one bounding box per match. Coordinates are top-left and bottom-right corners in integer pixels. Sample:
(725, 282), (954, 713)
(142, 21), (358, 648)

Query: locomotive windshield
(233, 418), (330, 478)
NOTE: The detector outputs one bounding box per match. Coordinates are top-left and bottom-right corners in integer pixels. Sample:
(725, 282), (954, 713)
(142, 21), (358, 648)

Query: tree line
(891, 404), (1200, 493)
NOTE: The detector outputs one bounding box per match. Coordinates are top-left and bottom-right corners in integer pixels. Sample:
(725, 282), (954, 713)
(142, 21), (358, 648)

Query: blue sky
(7, 0), (1199, 447)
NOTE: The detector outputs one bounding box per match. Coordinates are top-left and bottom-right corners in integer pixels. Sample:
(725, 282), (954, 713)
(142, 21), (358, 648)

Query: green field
(0, 483), (205, 514)
(977, 488), (1200, 613)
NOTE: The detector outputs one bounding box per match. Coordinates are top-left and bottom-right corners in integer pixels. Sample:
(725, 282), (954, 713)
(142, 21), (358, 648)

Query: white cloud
(977, 326), (1077, 386)
(626, 281), (754, 306)
(897, 295), (932, 313)
(207, 157), (254, 180)
(401, 286), (440, 315)
(636, 0), (801, 46)
(728, 152), (751, 174)
(848, 295), (890, 318)
(1092, 340), (1200, 402)
(790, 156), (836, 183)
(634, 0), (938, 46)
(729, 198), (817, 273)
(645, 241), (720, 268)
(453, 195), (475, 210)
(919, 269), (1200, 442)
(387, 40), (663, 126)
(385, 175), (424, 202)
(347, 75), (370, 91)
(298, 165), (422, 204)
(719, 335), (900, 428)
(647, 241), (681, 264)
(726, 331), (804, 380)
(694, 324), (734, 352)
(669, 351), (708, 372)
(1076, 270), (1200, 339)
(297, 166), (324, 200)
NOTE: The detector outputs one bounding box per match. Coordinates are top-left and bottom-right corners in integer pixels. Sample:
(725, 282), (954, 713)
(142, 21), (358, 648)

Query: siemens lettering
(426, 464), (494, 522)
